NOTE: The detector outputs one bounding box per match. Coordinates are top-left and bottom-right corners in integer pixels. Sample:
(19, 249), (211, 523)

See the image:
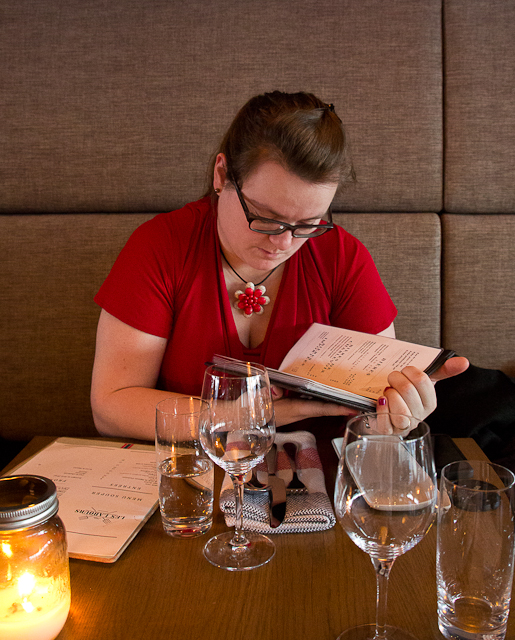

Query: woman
(91, 91), (468, 440)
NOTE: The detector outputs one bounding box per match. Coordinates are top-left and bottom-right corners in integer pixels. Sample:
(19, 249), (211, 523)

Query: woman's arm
(91, 310), (177, 440)
(272, 396), (358, 427)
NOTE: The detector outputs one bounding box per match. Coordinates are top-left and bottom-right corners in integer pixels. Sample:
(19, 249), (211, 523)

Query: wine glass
(199, 362), (276, 571)
(334, 412), (437, 639)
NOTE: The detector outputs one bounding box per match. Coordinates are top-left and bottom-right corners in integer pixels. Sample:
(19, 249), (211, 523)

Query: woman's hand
(378, 356), (470, 425)
(271, 388), (358, 427)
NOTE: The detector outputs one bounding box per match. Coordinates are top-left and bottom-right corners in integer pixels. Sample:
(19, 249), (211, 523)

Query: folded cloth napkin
(219, 431), (336, 534)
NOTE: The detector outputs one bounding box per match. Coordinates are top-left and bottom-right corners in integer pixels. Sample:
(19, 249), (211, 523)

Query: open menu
(9, 437), (158, 563)
(214, 323), (455, 411)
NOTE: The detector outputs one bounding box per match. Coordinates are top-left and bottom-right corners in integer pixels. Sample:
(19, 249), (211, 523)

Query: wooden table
(3, 437), (514, 640)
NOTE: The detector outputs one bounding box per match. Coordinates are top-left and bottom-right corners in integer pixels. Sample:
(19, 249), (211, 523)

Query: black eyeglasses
(231, 179), (334, 238)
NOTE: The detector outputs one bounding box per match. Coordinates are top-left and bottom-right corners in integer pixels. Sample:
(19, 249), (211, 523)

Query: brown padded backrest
(442, 215), (515, 377)
(444, 0), (515, 213)
(334, 214), (442, 349)
(0, 0), (443, 215)
(0, 214), (155, 441)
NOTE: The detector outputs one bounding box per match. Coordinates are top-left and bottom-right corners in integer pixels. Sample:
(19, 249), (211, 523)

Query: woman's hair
(204, 90), (355, 198)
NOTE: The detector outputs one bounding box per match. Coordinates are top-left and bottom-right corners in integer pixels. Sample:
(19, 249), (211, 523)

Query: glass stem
(229, 474), (248, 547)
(371, 557), (395, 639)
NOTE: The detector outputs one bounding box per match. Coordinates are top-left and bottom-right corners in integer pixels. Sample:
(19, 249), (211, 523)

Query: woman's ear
(213, 153), (228, 191)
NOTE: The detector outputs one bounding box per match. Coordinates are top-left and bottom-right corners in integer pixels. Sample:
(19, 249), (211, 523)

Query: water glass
(155, 397), (214, 538)
(437, 461), (515, 640)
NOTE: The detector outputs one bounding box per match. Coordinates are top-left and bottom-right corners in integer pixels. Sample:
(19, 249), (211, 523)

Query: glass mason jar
(0, 475), (71, 640)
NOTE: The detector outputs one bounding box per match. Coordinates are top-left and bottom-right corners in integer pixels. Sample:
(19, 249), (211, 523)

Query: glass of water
(437, 461), (515, 640)
(155, 397), (214, 538)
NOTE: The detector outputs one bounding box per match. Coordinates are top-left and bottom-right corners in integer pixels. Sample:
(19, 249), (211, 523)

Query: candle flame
(22, 599), (35, 613)
(18, 571), (37, 598)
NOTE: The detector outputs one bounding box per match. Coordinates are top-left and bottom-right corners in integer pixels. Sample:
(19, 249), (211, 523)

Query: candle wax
(0, 576), (70, 640)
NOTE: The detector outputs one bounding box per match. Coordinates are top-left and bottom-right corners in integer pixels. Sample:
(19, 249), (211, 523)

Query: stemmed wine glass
(199, 362), (276, 571)
(334, 412), (437, 640)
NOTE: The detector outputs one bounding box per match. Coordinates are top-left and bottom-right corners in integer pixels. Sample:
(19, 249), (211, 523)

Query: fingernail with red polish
(383, 387), (393, 393)
(378, 396), (387, 406)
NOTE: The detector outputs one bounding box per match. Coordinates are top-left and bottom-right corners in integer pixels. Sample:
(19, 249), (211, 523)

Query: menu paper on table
(8, 438), (158, 563)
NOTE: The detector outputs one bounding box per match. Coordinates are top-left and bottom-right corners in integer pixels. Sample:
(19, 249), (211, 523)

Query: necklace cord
(220, 248), (280, 287)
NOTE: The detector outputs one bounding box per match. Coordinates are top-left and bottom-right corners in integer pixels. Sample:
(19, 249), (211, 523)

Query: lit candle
(1, 476), (71, 640)
(0, 572), (70, 640)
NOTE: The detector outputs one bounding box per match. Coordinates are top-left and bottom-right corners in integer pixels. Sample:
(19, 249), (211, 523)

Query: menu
(10, 437), (158, 563)
(214, 323), (455, 411)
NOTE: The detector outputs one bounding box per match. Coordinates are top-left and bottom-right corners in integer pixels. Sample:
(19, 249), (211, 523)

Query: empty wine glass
(334, 412), (437, 639)
(199, 362), (276, 571)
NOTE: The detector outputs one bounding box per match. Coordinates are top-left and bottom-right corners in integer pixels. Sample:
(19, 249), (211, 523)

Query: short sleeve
(94, 200), (212, 339)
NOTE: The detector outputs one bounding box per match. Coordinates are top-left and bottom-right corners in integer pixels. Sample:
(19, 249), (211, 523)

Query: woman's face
(215, 155), (338, 273)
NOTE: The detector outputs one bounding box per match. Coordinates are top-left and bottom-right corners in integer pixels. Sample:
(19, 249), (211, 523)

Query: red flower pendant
(234, 282), (270, 318)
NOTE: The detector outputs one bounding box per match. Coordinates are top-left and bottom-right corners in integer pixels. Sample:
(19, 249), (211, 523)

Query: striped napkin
(219, 431), (336, 534)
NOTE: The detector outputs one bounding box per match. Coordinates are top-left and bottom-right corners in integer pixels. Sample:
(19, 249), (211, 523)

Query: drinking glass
(437, 461), (515, 640)
(155, 397), (214, 537)
(334, 412), (437, 640)
(199, 362), (276, 571)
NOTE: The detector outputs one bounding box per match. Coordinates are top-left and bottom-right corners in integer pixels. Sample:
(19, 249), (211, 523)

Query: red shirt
(95, 198), (397, 396)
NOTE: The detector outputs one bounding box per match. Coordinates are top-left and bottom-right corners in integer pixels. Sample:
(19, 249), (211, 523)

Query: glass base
(337, 624), (420, 640)
(161, 515), (212, 538)
(203, 531), (275, 571)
